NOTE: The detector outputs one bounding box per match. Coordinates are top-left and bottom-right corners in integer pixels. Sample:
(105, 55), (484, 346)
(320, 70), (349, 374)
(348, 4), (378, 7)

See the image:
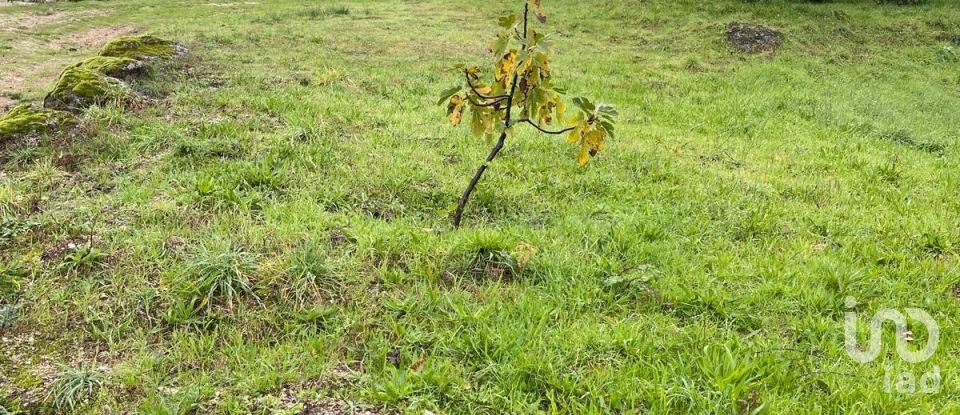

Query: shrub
(440, 0), (617, 227)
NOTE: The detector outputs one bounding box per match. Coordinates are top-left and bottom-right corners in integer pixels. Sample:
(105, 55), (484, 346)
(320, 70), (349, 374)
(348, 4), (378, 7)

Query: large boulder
(98, 35), (187, 60)
(0, 104), (73, 143)
(42, 67), (131, 112)
(69, 56), (148, 80)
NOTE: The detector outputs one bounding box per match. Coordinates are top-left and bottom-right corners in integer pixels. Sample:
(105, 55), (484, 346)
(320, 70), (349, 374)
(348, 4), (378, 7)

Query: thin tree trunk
(451, 3), (528, 228)
(451, 131), (507, 227)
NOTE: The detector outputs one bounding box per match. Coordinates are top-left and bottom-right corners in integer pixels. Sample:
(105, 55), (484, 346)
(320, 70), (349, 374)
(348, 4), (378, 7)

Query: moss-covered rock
(98, 35), (187, 60)
(42, 67), (131, 112)
(69, 56), (147, 79)
(0, 104), (73, 142)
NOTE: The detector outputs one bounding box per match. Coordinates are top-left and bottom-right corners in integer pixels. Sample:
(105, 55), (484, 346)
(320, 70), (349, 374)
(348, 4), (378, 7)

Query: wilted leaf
(512, 242), (538, 269)
(474, 84), (493, 96)
(495, 50), (518, 87)
(529, 0), (546, 23)
(438, 86), (462, 106)
(410, 356), (426, 371)
(448, 95), (466, 126)
(465, 66), (480, 79)
(578, 142), (590, 166)
(585, 129), (604, 146)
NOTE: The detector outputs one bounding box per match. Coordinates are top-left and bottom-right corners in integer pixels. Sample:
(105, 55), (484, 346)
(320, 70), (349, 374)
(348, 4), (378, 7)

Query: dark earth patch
(726, 22), (783, 53)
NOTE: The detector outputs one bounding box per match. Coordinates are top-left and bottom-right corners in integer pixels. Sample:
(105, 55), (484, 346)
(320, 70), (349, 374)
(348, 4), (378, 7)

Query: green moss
(98, 35), (184, 60)
(0, 104), (73, 142)
(69, 56), (147, 79)
(42, 67), (130, 112)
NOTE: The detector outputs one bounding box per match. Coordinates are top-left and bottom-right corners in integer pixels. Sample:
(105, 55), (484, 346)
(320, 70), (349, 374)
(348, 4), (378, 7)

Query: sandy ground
(0, 3), (133, 102)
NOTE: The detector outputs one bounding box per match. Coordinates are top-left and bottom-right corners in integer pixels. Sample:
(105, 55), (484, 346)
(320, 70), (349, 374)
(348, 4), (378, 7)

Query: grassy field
(2, 0), (960, 413)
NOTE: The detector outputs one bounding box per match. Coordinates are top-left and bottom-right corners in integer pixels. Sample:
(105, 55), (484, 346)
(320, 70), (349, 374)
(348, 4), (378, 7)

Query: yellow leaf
(447, 95), (465, 126)
(578, 142), (590, 166)
(512, 242), (538, 269)
(585, 129), (604, 146)
(566, 124), (581, 145)
(555, 99), (566, 124)
(495, 51), (518, 87)
(567, 111), (585, 127)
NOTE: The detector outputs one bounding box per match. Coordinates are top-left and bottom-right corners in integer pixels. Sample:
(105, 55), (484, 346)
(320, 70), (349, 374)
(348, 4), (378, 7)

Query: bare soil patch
(0, 10), (62, 31)
(726, 22), (783, 53)
(0, 1), (57, 6)
(0, 73), (28, 97)
(0, 9), (106, 32)
(0, 96), (16, 110)
(51, 25), (139, 50)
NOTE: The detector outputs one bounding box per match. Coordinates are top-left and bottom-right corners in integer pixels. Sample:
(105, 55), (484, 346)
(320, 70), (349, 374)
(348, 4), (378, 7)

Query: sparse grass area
(1, 0), (959, 413)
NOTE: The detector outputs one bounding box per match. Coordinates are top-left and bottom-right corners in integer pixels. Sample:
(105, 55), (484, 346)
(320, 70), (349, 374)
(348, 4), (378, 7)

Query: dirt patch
(0, 9), (106, 32)
(50, 25), (139, 50)
(0, 96), (16, 110)
(205, 2), (261, 6)
(726, 22), (783, 53)
(250, 386), (383, 415)
(0, 73), (25, 96)
(0, 1), (57, 6)
(2, 24), (136, 101)
(0, 10), (63, 31)
(0, 67), (61, 99)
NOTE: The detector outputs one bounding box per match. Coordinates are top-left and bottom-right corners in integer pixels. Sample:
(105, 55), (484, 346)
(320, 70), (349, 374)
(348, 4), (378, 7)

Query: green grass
(1, 0), (959, 413)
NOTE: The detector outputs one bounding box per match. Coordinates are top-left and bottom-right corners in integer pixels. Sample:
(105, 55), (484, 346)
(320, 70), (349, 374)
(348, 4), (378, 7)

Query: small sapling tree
(441, 0), (617, 227)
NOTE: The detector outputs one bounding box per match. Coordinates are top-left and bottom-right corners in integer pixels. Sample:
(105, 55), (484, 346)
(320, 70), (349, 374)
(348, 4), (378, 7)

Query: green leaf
(599, 121), (615, 139)
(498, 14), (517, 29)
(597, 104), (618, 116)
(437, 86), (462, 106)
(572, 97), (595, 113)
(492, 34), (509, 56)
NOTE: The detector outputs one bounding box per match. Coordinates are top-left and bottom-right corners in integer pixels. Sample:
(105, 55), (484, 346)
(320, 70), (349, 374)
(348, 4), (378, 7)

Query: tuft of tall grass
(179, 242), (258, 312)
(47, 366), (106, 412)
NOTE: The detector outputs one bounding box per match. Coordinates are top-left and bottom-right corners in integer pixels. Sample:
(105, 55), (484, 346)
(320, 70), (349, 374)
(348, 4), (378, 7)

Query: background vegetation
(1, 0), (959, 413)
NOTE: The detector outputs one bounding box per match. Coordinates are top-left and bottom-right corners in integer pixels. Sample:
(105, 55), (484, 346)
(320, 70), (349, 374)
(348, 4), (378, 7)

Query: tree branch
(465, 72), (509, 100)
(467, 96), (507, 108)
(518, 118), (575, 135)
